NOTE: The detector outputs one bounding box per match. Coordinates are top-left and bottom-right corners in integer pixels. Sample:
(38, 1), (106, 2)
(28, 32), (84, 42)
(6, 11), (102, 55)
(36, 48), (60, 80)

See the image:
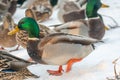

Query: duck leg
(9, 45), (20, 52)
(66, 58), (83, 72)
(47, 65), (64, 76)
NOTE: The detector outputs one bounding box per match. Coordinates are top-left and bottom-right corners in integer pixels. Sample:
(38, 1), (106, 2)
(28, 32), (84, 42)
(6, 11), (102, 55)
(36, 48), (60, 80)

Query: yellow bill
(105, 26), (110, 30)
(101, 3), (109, 8)
(8, 26), (20, 35)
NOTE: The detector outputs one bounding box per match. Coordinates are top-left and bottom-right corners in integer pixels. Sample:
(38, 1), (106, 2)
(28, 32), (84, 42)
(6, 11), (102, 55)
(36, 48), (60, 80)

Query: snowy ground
(6, 0), (120, 80)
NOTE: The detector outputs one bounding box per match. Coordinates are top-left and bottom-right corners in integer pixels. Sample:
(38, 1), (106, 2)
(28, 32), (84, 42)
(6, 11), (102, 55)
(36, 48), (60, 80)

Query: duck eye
(20, 21), (25, 24)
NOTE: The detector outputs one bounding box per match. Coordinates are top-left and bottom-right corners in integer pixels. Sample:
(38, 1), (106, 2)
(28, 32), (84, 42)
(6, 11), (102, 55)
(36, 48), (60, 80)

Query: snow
(7, 0), (120, 80)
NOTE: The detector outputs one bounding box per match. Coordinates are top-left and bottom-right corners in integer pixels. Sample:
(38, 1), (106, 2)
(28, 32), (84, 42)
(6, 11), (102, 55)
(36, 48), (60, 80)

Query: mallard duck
(8, 17), (99, 76)
(0, 50), (35, 71)
(54, 0), (109, 40)
(14, 9), (54, 49)
(0, 13), (19, 51)
(0, 0), (17, 17)
(0, 68), (39, 80)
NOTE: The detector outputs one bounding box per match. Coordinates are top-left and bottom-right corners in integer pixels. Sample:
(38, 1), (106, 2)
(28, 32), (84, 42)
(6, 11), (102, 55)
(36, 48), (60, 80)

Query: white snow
(6, 0), (120, 80)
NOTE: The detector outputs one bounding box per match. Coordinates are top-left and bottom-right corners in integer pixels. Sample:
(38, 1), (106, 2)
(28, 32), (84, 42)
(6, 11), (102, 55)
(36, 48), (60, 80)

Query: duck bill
(8, 26), (20, 35)
(101, 3), (109, 8)
(105, 26), (110, 30)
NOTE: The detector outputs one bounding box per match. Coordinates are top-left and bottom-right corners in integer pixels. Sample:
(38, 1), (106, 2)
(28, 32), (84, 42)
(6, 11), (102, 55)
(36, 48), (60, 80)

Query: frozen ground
(6, 0), (120, 80)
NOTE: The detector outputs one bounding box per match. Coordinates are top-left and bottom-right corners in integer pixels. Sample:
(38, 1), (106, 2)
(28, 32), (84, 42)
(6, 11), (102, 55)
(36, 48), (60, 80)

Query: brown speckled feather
(0, 50), (35, 71)
(0, 68), (39, 80)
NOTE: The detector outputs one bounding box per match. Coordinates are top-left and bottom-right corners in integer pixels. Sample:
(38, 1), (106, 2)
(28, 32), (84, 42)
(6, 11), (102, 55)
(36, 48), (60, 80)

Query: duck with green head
(8, 17), (99, 76)
(54, 0), (109, 40)
(14, 9), (53, 49)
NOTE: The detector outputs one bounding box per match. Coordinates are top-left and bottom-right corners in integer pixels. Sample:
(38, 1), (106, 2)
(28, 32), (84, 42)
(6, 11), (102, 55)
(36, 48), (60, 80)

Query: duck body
(0, 29), (16, 48)
(54, 17), (105, 40)
(27, 33), (96, 65)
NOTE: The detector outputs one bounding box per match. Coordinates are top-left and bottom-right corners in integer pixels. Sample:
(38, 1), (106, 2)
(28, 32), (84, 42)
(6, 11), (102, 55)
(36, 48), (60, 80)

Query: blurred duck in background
(54, 0), (109, 40)
(0, 0), (17, 18)
(0, 13), (19, 51)
(58, 0), (87, 23)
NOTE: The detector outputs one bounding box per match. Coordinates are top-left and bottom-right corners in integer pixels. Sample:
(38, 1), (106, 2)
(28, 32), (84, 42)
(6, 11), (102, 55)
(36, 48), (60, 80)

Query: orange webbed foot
(66, 58), (83, 72)
(47, 65), (64, 76)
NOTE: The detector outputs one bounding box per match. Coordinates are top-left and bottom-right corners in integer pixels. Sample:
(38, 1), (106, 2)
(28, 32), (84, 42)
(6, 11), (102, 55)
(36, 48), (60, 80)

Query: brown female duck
(0, 50), (35, 71)
(0, 13), (18, 50)
(0, 68), (39, 80)
(0, 50), (38, 80)
(27, 0), (53, 22)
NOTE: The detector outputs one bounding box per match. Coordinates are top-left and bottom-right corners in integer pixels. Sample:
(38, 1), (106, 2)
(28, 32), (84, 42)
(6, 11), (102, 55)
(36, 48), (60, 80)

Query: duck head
(8, 17), (40, 38)
(86, 0), (109, 18)
(49, 0), (58, 7)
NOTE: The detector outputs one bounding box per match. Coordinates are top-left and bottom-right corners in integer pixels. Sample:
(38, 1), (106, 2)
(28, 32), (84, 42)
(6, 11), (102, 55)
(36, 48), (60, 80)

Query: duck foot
(28, 58), (34, 62)
(66, 58), (83, 72)
(9, 45), (20, 52)
(47, 65), (64, 76)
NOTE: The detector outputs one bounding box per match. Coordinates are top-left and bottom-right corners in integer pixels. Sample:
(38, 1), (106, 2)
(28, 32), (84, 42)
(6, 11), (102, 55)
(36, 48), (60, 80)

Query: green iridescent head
(49, 0), (58, 7)
(86, 0), (109, 18)
(8, 17), (40, 38)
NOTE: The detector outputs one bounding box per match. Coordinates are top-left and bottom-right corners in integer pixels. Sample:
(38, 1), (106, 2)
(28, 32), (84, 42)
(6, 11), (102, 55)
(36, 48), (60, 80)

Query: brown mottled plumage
(0, 68), (39, 80)
(0, 50), (35, 71)
(0, 51), (38, 80)
(0, 13), (17, 49)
